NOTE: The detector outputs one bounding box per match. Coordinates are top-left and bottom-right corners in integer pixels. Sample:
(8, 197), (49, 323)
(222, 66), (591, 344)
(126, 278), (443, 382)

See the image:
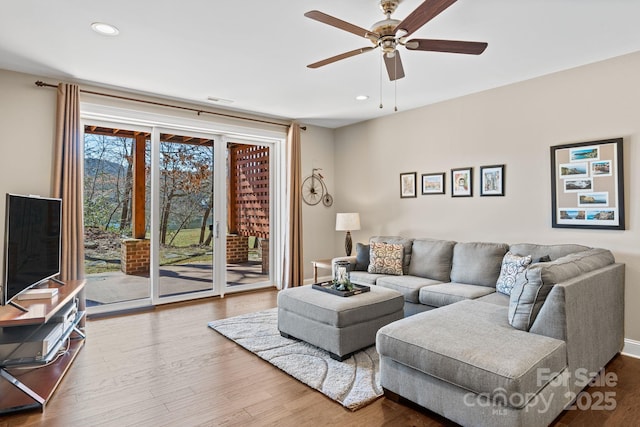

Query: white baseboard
(622, 339), (640, 359)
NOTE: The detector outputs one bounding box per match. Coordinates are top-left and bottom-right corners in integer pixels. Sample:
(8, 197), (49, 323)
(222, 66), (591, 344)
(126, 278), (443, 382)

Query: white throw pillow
(496, 252), (532, 295)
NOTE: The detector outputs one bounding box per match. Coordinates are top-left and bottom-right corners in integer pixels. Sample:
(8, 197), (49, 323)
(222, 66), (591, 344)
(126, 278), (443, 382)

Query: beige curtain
(52, 83), (85, 281)
(282, 122), (304, 288)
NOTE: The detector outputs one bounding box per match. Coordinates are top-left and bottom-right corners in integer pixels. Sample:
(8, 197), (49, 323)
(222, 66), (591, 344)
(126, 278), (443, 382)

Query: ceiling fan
(305, 0), (488, 81)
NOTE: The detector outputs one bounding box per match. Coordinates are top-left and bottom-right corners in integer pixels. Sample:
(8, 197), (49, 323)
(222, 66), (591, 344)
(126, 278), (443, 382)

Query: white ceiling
(2, 1), (640, 128)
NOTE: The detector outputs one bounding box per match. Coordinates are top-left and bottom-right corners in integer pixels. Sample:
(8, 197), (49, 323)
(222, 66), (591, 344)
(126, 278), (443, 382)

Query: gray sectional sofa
(332, 236), (625, 427)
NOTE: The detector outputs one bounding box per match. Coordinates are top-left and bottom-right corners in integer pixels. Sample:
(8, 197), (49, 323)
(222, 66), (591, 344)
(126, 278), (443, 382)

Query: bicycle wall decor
(301, 168), (333, 206)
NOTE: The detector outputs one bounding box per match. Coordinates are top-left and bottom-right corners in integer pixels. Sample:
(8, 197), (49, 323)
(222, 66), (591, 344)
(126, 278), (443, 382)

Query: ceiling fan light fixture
(91, 22), (119, 36)
(405, 40), (419, 49)
(355, 95), (369, 101)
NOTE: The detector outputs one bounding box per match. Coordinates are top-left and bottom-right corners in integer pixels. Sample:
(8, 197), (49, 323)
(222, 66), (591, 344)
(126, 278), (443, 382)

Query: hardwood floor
(0, 288), (638, 426)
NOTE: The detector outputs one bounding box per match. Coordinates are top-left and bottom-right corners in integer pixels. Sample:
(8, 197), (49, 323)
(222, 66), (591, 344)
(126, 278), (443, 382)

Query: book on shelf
(16, 288), (59, 300)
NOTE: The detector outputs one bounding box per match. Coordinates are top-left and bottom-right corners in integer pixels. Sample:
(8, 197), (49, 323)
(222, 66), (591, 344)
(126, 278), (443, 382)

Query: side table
(311, 258), (333, 282)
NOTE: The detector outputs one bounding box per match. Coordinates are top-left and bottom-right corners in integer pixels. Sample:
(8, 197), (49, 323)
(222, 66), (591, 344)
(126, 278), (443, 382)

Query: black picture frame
(451, 167), (473, 197)
(480, 164), (505, 197)
(421, 172), (445, 195)
(400, 172), (417, 198)
(550, 138), (624, 229)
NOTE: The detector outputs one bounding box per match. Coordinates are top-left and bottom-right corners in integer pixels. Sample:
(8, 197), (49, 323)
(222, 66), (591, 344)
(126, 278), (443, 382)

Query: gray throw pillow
(355, 243), (370, 271)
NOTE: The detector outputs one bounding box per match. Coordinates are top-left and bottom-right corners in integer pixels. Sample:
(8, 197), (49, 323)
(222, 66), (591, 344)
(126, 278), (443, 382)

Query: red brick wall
(226, 234), (248, 264)
(121, 239), (150, 275)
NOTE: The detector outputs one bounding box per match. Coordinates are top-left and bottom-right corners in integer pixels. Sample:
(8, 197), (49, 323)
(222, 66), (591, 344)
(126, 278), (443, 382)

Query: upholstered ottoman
(277, 284), (404, 361)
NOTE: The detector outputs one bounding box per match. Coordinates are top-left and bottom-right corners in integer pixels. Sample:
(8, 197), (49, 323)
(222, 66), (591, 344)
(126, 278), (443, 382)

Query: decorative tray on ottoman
(312, 282), (370, 297)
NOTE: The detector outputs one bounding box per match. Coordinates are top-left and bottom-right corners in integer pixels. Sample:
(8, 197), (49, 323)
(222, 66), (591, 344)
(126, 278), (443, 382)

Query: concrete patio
(85, 261), (269, 306)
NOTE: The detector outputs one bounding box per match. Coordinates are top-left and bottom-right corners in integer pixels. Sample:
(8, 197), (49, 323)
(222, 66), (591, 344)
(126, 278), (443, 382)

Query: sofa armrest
(530, 262), (625, 394)
(331, 256), (357, 278)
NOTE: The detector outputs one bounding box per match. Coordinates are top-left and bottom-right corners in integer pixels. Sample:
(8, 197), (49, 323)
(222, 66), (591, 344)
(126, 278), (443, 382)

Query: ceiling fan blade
(305, 10), (377, 39)
(396, 0), (458, 37)
(384, 51), (406, 81)
(406, 38), (488, 55)
(307, 46), (376, 69)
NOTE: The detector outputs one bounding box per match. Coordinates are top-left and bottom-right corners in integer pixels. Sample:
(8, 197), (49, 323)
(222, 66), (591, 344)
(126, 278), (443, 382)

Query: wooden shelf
(0, 280), (85, 326)
(0, 279), (86, 414)
(0, 337), (84, 414)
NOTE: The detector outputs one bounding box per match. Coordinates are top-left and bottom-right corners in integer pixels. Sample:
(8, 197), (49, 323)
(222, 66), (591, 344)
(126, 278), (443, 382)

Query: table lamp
(336, 213), (360, 256)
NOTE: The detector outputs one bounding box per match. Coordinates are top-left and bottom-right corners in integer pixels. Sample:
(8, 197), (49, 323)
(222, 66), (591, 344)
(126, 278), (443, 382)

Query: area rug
(207, 308), (382, 410)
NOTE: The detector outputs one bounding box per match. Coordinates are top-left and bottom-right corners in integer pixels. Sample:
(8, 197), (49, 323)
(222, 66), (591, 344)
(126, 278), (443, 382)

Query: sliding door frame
(81, 103), (286, 313)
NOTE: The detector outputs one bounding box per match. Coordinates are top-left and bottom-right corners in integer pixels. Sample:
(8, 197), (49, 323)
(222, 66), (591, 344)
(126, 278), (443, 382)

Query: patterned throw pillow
(496, 252), (532, 295)
(367, 242), (404, 275)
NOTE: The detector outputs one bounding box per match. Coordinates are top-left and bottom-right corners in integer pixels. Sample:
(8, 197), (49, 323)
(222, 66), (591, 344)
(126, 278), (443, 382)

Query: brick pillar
(226, 234), (248, 263)
(121, 239), (150, 275)
(261, 238), (269, 274)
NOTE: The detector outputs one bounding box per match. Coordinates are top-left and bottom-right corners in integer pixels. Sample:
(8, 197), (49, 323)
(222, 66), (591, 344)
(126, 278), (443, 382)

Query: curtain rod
(35, 81), (306, 130)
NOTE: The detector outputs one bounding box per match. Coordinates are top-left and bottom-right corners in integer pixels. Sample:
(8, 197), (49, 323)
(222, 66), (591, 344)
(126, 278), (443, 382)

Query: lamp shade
(335, 213), (360, 231)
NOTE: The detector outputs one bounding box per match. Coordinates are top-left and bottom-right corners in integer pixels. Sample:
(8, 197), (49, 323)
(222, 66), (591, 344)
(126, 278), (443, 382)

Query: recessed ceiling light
(355, 95), (369, 101)
(91, 22), (120, 36)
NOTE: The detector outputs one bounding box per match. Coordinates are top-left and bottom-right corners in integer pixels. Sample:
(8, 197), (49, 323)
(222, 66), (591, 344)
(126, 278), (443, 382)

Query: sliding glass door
(157, 132), (215, 298)
(83, 115), (281, 313)
(224, 140), (272, 292)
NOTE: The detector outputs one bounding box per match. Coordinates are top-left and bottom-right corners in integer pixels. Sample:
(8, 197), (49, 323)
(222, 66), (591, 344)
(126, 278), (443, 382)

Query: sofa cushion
(476, 291), (510, 307)
(408, 238), (456, 282)
(370, 236), (414, 274)
(350, 271), (390, 286)
(377, 275), (442, 303)
(509, 243), (589, 262)
(418, 283), (496, 307)
(368, 242), (404, 275)
(449, 242), (509, 287)
(508, 248), (615, 331)
(376, 300), (567, 407)
(354, 243), (370, 271)
(496, 252), (532, 295)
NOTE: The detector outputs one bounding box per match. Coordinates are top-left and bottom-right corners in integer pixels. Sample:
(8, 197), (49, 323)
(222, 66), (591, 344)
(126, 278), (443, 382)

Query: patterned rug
(207, 308), (382, 410)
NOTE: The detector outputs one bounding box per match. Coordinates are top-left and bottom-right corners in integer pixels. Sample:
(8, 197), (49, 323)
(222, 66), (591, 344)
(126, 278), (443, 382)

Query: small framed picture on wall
(400, 172), (417, 198)
(421, 172), (445, 195)
(480, 164), (505, 196)
(451, 167), (473, 197)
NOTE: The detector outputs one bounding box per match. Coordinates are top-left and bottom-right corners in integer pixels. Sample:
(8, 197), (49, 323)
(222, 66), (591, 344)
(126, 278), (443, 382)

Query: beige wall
(0, 69), (58, 250)
(334, 51), (640, 342)
(300, 125), (337, 280)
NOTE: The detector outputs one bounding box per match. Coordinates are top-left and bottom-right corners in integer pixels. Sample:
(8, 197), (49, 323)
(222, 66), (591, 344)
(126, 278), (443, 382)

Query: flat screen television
(2, 194), (62, 306)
